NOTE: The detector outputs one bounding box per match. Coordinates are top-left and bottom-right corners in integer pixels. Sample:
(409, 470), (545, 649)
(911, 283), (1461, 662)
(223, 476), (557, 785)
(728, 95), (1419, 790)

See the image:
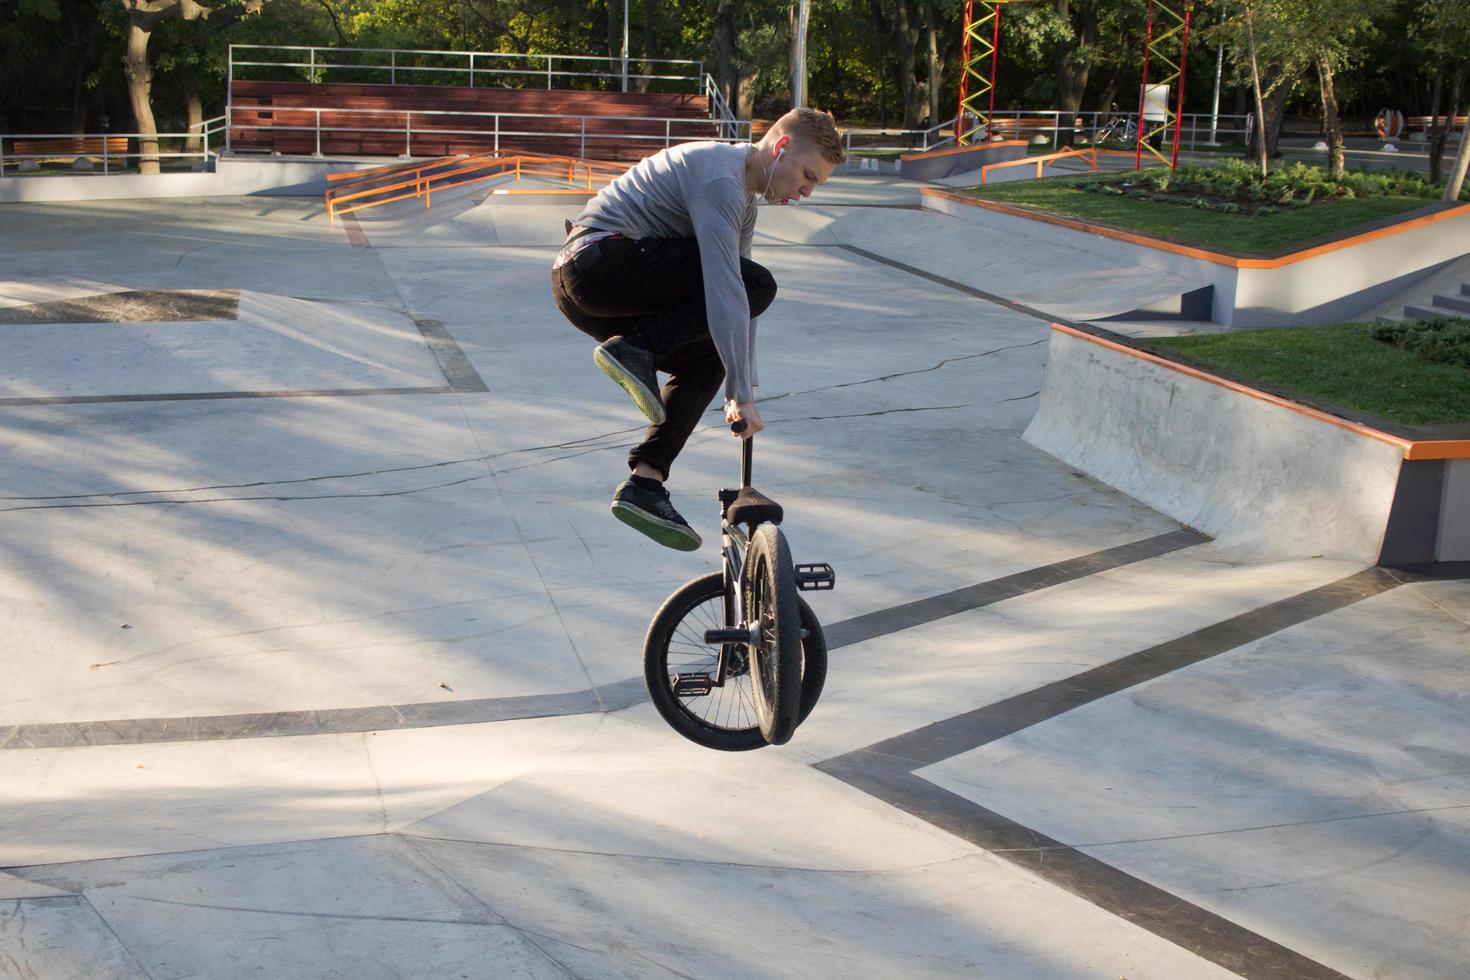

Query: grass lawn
(1148, 322), (1470, 427)
(967, 172), (1432, 254)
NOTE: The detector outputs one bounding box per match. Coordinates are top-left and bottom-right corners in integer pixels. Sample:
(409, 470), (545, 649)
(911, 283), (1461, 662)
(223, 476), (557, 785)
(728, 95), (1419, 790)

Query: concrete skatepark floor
(0, 178), (1466, 980)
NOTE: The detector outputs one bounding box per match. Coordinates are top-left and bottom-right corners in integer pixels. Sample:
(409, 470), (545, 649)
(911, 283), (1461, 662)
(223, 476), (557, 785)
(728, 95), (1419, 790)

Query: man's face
(764, 138), (837, 205)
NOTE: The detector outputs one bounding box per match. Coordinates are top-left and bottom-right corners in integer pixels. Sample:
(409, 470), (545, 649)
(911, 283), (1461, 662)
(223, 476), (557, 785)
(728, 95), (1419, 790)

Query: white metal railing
(0, 116), (227, 176)
(229, 44), (705, 94)
(840, 110), (1250, 161)
(224, 105), (753, 159)
(226, 45), (741, 154)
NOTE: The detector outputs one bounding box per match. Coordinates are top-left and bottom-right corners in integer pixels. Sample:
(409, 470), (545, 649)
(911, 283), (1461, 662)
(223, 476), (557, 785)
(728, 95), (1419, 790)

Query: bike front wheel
(743, 523), (803, 744)
(644, 570), (827, 752)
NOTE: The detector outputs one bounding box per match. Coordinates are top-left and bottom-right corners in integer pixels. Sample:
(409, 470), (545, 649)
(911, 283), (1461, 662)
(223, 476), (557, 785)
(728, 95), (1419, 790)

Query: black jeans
(552, 234), (777, 479)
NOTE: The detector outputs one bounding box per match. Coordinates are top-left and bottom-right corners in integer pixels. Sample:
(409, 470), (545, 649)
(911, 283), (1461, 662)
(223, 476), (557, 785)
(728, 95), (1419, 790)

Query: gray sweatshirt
(572, 141), (760, 403)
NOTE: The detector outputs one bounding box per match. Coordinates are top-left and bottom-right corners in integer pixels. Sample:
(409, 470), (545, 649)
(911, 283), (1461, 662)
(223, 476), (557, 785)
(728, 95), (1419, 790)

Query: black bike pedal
(795, 562), (836, 591)
(672, 672), (713, 696)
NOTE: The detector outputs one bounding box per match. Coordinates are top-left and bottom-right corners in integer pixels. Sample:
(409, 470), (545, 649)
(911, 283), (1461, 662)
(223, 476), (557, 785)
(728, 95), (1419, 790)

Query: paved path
(0, 178), (1466, 979)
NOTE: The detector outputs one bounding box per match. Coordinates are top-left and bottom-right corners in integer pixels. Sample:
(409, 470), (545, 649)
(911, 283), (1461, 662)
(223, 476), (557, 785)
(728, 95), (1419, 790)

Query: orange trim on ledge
(1051, 324), (1470, 460)
(921, 187), (1470, 269)
(900, 141), (1027, 162)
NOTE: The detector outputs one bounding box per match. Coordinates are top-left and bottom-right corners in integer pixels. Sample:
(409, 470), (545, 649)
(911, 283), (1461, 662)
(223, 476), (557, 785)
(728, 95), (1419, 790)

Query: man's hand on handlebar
(725, 399), (763, 439)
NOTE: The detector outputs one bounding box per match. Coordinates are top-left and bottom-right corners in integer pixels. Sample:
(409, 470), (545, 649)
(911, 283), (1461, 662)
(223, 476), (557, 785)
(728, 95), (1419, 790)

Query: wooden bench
(1406, 114), (1468, 134)
(9, 136), (129, 163)
(988, 117), (1063, 138)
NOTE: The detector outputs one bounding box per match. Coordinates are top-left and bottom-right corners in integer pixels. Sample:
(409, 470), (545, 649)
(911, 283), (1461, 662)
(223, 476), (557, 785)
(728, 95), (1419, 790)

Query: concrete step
(1403, 303), (1470, 322)
(1431, 293), (1470, 313)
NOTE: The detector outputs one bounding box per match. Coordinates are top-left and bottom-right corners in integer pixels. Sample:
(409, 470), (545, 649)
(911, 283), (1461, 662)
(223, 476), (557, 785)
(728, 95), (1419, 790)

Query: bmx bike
(642, 423), (835, 750)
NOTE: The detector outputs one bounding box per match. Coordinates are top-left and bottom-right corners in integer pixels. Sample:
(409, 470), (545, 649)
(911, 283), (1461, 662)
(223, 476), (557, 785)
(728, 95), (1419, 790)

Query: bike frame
(710, 436), (757, 689)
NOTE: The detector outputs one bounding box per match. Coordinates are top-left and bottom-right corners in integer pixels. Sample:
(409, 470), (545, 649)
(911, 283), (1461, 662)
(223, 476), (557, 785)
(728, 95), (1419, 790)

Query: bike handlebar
(730, 420), (748, 434)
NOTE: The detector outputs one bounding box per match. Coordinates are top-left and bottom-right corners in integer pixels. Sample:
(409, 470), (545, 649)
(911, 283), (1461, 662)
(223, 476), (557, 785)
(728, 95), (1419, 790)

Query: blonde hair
(767, 107), (845, 165)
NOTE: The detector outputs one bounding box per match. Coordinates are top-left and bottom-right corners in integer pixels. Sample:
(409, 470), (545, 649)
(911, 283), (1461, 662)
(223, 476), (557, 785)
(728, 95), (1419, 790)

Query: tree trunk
(1243, 0), (1268, 176)
(1445, 98), (1470, 202)
(1053, 0), (1095, 147)
(182, 60), (204, 155)
(607, 0), (622, 88)
(869, 0), (924, 128)
(714, 1), (739, 114)
(636, 0), (653, 93)
(124, 22), (160, 175)
(1315, 56), (1344, 179)
(923, 0), (940, 128)
(738, 69), (760, 119)
(1430, 65), (1465, 182)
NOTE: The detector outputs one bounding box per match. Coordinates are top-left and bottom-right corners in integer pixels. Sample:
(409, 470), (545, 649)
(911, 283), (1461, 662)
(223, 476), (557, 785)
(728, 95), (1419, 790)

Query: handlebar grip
(730, 420), (748, 434)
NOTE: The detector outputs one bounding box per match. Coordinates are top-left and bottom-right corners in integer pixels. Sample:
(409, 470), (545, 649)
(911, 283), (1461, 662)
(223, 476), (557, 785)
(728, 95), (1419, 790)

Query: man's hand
(725, 399), (764, 439)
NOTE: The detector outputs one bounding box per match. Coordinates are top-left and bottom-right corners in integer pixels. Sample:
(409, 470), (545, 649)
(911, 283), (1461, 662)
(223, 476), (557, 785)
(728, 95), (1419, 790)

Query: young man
(551, 106), (843, 551)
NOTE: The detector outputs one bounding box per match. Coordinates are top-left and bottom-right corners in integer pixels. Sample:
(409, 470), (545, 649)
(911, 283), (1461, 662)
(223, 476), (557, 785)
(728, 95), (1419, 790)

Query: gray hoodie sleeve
(739, 199), (759, 391)
(689, 176), (758, 403)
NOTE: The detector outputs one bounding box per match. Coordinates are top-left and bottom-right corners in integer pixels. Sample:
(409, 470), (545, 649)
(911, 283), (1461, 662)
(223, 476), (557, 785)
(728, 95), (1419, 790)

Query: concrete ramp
(1023, 325), (1467, 563)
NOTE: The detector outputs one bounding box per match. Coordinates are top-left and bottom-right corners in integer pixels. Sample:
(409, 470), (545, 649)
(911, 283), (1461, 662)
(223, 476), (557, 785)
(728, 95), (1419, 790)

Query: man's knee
(743, 261), (777, 318)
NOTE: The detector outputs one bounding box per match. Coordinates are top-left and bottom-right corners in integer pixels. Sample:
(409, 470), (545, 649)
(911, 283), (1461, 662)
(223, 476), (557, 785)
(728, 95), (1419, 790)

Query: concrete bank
(1024, 324), (1470, 564)
(921, 188), (1470, 328)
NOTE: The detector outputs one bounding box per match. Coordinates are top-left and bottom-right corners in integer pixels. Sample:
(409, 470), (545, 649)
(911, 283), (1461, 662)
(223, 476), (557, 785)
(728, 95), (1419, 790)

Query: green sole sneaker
(593, 343), (667, 426)
(611, 500), (702, 551)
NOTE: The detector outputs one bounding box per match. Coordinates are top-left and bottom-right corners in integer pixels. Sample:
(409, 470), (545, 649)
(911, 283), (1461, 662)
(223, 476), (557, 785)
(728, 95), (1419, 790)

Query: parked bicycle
(1094, 114), (1138, 146)
(643, 423), (834, 750)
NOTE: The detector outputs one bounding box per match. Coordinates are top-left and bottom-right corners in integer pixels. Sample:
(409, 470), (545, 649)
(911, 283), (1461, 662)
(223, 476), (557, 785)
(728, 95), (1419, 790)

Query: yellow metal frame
(1135, 0), (1195, 169)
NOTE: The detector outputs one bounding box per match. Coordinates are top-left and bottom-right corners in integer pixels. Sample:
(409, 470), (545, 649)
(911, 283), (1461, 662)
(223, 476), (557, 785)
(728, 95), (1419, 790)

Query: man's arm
(688, 176), (757, 405)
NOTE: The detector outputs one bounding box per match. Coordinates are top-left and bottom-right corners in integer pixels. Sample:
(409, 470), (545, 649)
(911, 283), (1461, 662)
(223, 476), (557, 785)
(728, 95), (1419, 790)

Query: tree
(120, 0), (266, 174)
(1416, 0), (1470, 181)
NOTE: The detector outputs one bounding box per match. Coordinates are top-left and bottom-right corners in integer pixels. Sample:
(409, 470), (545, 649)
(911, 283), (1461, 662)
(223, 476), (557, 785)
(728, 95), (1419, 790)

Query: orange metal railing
(977, 146), (1142, 185)
(324, 152), (631, 223)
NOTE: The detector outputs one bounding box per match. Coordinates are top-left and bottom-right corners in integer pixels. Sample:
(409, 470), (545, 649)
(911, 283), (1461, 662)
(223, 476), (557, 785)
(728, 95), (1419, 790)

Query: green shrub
(1372, 318), (1470, 369)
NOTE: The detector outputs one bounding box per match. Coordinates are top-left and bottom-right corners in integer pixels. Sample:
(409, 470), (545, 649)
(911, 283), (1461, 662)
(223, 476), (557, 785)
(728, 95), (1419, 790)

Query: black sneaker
(593, 336), (666, 426)
(610, 480), (701, 551)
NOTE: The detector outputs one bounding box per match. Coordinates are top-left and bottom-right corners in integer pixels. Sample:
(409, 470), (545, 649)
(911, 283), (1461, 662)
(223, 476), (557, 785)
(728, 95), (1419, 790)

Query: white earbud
(762, 146), (786, 199)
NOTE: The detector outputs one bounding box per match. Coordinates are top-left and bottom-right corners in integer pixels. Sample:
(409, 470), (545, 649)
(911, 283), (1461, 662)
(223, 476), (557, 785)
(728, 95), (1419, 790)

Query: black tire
(743, 524), (802, 744)
(644, 570), (827, 752)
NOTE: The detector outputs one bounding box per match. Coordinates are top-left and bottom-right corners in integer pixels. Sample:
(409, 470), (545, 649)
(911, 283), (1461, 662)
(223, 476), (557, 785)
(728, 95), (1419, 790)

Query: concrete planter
(1024, 324), (1470, 564)
(921, 188), (1470, 328)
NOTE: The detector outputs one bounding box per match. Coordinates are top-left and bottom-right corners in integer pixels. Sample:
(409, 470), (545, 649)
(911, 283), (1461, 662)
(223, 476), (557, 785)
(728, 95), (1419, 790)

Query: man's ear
(774, 134), (792, 155)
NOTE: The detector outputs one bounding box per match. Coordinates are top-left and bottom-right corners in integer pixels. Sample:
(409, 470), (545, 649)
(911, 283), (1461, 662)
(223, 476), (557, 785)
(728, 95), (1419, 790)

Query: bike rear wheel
(644, 570), (826, 752)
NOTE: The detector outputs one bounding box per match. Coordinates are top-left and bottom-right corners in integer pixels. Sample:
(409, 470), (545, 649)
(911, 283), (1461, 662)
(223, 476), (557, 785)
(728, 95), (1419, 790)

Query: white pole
(622, 0), (629, 93)
(1208, 1), (1227, 144)
(794, 0), (810, 108)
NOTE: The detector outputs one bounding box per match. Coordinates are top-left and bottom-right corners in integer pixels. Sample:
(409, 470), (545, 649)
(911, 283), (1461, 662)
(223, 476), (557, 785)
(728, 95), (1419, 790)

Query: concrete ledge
(921, 187), (1470, 327)
(900, 141), (1027, 181)
(0, 171), (222, 203)
(1023, 324), (1470, 563)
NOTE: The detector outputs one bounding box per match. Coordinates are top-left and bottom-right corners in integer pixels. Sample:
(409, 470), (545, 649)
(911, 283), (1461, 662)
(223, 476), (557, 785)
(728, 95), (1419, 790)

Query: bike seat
(726, 486), (783, 528)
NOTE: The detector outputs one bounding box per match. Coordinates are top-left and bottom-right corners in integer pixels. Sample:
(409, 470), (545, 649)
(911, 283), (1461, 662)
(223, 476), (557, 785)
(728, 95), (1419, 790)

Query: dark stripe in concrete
(815, 566), (1403, 979)
(342, 213), (370, 249)
(833, 566), (1405, 769)
(0, 289), (239, 325)
(0, 535), (1201, 749)
(815, 761), (1352, 980)
(0, 678), (649, 750)
(838, 244), (1080, 327)
(413, 316), (489, 393)
(825, 528), (1204, 650)
(0, 387), (454, 408)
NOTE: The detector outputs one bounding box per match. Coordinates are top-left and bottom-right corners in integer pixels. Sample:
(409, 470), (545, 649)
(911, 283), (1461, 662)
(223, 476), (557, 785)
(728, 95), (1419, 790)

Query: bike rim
(749, 551), (778, 719)
(664, 589), (763, 733)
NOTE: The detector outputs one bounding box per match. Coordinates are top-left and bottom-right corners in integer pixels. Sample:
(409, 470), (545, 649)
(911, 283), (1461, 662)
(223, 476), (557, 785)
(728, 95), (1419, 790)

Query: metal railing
(229, 44), (705, 94)
(839, 111), (1249, 165)
(226, 105), (752, 159)
(226, 45), (742, 155)
(0, 117), (227, 175)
